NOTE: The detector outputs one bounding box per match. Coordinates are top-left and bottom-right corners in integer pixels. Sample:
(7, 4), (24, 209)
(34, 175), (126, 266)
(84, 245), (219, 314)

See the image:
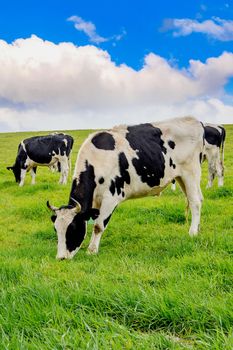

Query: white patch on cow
(54, 208), (77, 260)
(63, 139), (68, 147)
(21, 141), (26, 152)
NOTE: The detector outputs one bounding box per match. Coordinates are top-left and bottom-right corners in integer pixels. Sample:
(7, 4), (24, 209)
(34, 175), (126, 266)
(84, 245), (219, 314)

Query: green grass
(0, 126), (233, 349)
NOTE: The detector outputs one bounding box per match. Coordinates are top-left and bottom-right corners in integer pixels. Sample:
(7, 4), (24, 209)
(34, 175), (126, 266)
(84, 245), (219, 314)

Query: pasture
(0, 125), (232, 349)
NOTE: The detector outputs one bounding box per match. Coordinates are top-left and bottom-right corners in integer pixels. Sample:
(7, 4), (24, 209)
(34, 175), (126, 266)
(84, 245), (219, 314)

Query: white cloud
(0, 35), (232, 132)
(67, 15), (126, 45)
(67, 15), (107, 44)
(162, 17), (233, 41)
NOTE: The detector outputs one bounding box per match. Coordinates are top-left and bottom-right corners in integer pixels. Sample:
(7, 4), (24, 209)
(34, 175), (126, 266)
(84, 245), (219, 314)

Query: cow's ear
(6, 166), (13, 171)
(51, 215), (57, 223)
(83, 208), (100, 221)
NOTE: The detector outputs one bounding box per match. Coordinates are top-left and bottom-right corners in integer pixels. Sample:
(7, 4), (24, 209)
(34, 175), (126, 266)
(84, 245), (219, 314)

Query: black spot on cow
(103, 206), (116, 227)
(126, 123), (166, 187)
(109, 152), (130, 196)
(104, 214), (112, 228)
(110, 180), (115, 196)
(169, 157), (176, 169)
(168, 140), (176, 149)
(99, 177), (105, 184)
(199, 152), (203, 164)
(204, 126), (223, 147)
(91, 132), (115, 150)
(66, 214), (86, 252)
(69, 161), (96, 214)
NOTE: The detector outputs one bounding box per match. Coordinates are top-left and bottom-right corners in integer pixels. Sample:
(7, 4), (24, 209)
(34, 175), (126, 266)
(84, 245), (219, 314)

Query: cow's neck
(68, 161), (96, 213)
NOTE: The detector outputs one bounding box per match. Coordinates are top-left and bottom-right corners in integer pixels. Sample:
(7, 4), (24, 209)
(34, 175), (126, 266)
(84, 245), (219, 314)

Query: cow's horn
(47, 201), (58, 211)
(70, 197), (81, 213)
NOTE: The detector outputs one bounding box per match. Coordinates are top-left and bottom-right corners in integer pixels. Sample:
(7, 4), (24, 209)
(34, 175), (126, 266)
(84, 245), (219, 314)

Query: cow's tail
(219, 126), (226, 167)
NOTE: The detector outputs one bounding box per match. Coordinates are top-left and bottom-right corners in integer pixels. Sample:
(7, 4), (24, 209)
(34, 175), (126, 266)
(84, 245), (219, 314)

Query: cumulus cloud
(0, 35), (232, 132)
(162, 17), (233, 41)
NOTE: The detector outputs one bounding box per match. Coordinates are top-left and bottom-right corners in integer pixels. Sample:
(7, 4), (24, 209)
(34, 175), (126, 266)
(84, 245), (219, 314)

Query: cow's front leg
(87, 224), (104, 254)
(19, 169), (27, 187)
(180, 169), (203, 236)
(87, 196), (119, 254)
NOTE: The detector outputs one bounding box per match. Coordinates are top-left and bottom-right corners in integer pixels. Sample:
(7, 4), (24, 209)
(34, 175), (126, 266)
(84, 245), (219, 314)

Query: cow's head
(6, 165), (21, 183)
(47, 200), (99, 260)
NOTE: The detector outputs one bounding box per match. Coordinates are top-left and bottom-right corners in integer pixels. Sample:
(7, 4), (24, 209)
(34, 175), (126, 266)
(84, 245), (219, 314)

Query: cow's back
(73, 116), (204, 200)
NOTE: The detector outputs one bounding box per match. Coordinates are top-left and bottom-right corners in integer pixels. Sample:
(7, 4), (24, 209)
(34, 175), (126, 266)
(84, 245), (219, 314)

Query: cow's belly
(123, 170), (174, 200)
(26, 156), (58, 168)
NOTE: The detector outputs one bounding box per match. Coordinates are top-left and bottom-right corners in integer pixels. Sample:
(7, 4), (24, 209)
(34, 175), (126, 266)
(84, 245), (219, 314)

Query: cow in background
(204, 124), (225, 188)
(171, 124), (226, 190)
(7, 134), (74, 186)
(47, 116), (204, 260)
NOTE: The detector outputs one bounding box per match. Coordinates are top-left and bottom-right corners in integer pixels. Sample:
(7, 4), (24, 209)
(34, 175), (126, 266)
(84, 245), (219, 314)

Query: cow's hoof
(189, 229), (199, 237)
(87, 246), (98, 255)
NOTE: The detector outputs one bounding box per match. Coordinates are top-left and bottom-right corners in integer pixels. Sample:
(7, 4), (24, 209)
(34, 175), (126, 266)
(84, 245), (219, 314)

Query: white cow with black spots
(47, 116), (204, 260)
(171, 123), (226, 190)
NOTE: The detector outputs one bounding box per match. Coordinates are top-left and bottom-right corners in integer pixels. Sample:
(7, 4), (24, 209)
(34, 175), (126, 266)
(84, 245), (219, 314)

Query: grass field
(0, 126), (232, 349)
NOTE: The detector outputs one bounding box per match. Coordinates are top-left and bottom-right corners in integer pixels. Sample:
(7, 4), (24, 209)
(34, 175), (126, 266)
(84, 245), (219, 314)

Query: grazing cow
(204, 124), (225, 188)
(171, 123), (226, 190)
(7, 134), (74, 186)
(47, 116), (204, 260)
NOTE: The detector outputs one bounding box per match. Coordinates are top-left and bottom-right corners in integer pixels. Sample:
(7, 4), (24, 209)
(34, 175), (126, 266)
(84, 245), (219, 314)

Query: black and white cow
(171, 123), (226, 190)
(47, 116), (204, 260)
(204, 124), (225, 188)
(7, 134), (74, 186)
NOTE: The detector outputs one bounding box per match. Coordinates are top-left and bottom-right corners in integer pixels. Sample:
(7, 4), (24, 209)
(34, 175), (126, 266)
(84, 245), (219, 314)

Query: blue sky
(1, 0), (233, 69)
(0, 0), (233, 131)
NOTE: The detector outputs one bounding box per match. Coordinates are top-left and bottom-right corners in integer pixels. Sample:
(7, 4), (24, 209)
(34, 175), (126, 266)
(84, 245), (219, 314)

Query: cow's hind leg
(59, 157), (69, 185)
(87, 196), (119, 254)
(180, 172), (203, 236)
(216, 160), (224, 187)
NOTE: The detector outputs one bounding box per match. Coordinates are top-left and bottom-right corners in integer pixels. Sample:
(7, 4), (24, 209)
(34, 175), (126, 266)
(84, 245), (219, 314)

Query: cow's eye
(51, 215), (56, 223)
